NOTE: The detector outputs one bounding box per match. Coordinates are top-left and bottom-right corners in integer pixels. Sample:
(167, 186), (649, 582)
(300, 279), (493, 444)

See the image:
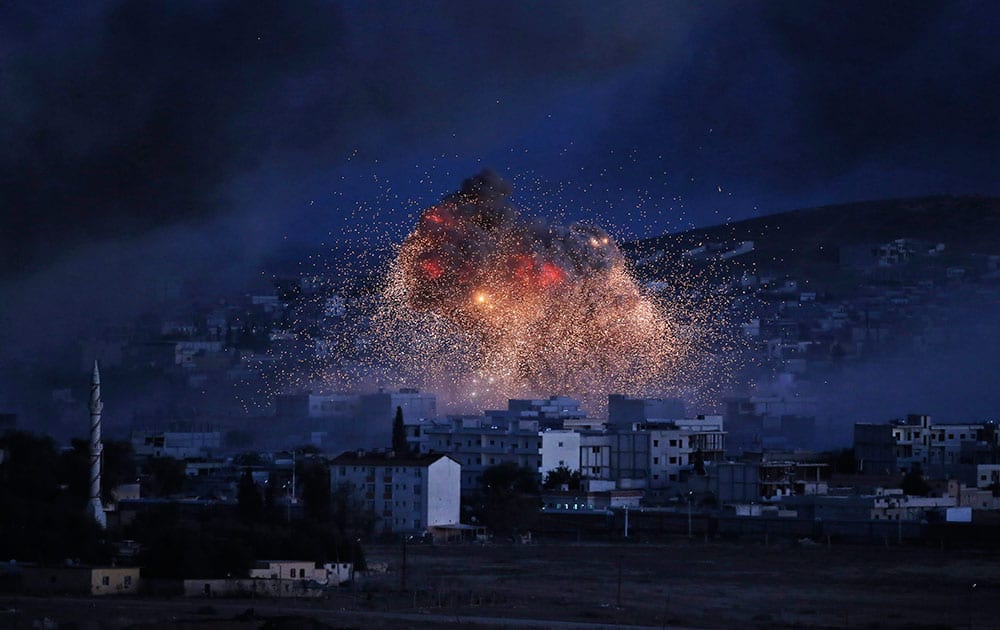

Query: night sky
(1, 1), (998, 361)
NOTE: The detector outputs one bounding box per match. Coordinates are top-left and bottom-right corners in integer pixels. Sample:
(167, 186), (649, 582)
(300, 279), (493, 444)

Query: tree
(298, 457), (332, 522)
(478, 462), (541, 538)
(392, 405), (408, 454)
(142, 456), (186, 497)
(0, 431), (108, 564)
(901, 466), (931, 496)
(543, 466), (582, 490)
(237, 469), (264, 524)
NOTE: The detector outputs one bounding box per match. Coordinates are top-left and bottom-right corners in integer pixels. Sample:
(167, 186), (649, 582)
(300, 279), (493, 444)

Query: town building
(418, 415), (542, 491)
(131, 428), (222, 459)
(329, 451), (460, 534)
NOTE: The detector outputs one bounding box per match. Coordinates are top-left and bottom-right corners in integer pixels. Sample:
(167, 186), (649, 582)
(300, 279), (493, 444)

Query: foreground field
(2, 540), (998, 629)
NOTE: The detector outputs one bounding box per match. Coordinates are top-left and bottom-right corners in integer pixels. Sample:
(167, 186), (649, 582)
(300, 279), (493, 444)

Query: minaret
(87, 361), (106, 528)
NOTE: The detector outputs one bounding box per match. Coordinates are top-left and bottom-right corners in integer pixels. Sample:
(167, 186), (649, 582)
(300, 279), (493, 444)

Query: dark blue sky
(1, 0), (998, 278)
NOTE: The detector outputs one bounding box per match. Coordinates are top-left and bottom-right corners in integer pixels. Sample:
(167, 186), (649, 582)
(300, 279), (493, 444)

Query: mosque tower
(87, 361), (106, 528)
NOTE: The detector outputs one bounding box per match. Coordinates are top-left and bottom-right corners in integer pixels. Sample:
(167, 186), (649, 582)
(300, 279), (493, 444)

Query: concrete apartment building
(854, 414), (998, 476)
(329, 451), (460, 534)
(419, 415), (542, 491)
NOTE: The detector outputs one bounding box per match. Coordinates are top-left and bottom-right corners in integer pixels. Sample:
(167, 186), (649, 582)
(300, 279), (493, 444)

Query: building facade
(330, 451), (460, 534)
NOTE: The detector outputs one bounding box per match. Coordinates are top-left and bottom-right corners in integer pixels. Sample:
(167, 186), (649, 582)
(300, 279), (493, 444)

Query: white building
(539, 429), (581, 476)
(330, 451), (460, 534)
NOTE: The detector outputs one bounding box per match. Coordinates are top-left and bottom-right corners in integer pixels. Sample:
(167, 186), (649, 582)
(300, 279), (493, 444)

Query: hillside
(626, 195), (1000, 273)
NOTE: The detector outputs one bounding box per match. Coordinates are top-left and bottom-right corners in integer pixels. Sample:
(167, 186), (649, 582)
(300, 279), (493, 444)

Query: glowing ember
(366, 169), (738, 412)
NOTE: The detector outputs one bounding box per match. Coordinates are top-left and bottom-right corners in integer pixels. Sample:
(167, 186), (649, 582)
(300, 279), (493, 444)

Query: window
(668, 474), (677, 481)
(591, 446), (600, 453)
(669, 457), (677, 464)
(591, 467), (600, 474)
(299, 569), (306, 578)
(669, 439), (677, 447)
(653, 440), (659, 447)
(653, 474), (659, 480)
(558, 441), (564, 447)
(101, 576), (110, 586)
(290, 569), (296, 577)
(124, 575), (132, 587)
(653, 457), (659, 464)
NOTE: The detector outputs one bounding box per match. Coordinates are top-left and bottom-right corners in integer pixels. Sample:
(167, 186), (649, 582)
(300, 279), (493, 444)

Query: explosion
(369, 170), (731, 411)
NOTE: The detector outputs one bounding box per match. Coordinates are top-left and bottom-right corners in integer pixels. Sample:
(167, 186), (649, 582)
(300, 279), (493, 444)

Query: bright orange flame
(539, 262), (565, 287)
(421, 259), (444, 279)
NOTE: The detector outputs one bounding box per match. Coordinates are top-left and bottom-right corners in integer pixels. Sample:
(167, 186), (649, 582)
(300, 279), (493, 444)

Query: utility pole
(616, 554), (622, 608)
(401, 536), (408, 592)
(687, 492), (693, 540)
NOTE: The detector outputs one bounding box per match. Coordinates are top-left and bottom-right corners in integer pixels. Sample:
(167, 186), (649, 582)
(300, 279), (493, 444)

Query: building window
(101, 576), (110, 586)
(653, 440), (659, 447)
(653, 474), (659, 480)
(591, 467), (599, 475)
(668, 474), (677, 481)
(558, 441), (563, 447)
(124, 575), (132, 587)
(669, 440), (677, 447)
(653, 457), (659, 464)
(669, 457), (677, 464)
(300, 569), (306, 578)
(290, 569), (296, 577)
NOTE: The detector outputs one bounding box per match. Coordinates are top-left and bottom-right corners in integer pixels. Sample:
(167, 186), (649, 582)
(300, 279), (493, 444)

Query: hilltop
(626, 195), (1000, 274)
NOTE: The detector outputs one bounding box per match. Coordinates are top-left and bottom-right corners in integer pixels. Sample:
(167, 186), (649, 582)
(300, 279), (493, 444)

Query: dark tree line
(0, 432), (112, 563)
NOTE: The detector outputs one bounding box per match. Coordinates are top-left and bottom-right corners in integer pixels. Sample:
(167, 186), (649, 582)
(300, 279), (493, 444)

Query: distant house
(184, 560), (353, 598)
(21, 565), (140, 596)
(330, 451), (460, 535)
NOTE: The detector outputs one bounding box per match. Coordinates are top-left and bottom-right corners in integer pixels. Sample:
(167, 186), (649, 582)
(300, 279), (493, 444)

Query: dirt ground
(2, 539), (998, 629)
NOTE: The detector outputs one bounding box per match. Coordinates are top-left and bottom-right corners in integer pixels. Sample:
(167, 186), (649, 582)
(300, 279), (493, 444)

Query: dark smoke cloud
(401, 169), (622, 314)
(598, 0), (999, 208)
(0, 0), (677, 277)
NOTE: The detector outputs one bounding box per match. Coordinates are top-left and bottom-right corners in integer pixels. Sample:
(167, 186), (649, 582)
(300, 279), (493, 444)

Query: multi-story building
(329, 451), (460, 534)
(419, 415), (542, 492)
(645, 415), (726, 488)
(855, 414), (997, 475)
(607, 394), (685, 429)
(539, 429), (580, 476)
